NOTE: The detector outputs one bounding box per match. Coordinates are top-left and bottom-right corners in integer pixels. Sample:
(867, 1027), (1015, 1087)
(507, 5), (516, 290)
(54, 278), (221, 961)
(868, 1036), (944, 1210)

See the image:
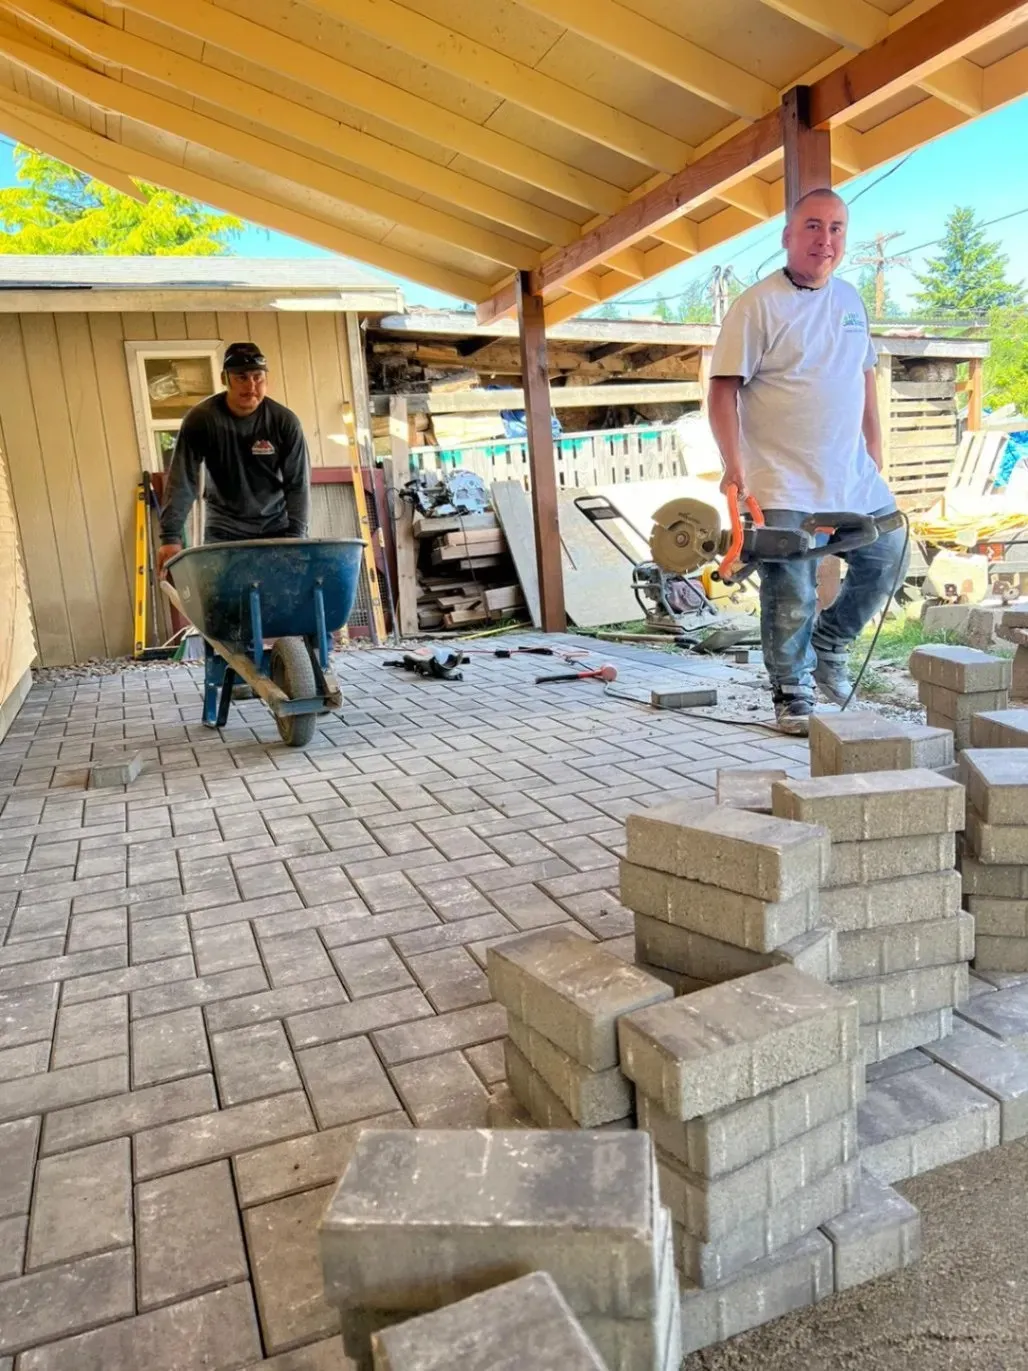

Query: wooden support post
(389, 396), (420, 637)
(516, 270), (566, 633)
(782, 87), (841, 612)
(782, 86), (833, 209)
(875, 353), (893, 480)
(698, 346), (713, 417)
(967, 356), (984, 432)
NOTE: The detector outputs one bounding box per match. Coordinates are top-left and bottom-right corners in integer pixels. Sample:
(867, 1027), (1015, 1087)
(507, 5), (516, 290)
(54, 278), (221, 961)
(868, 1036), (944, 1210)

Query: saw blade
(649, 498), (722, 576)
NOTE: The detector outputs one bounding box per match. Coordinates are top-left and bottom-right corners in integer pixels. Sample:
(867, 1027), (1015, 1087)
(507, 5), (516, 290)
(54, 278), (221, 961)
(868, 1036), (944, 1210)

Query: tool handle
(535, 671), (585, 683)
(799, 512), (879, 558)
(719, 484), (765, 582)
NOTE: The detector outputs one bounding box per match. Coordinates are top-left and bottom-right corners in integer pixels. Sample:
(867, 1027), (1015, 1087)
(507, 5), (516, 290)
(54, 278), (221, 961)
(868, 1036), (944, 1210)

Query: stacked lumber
(413, 511), (525, 630)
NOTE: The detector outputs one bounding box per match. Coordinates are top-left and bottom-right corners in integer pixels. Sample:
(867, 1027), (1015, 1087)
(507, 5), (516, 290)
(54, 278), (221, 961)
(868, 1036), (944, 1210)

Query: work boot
(814, 654), (854, 707)
(774, 697), (815, 736)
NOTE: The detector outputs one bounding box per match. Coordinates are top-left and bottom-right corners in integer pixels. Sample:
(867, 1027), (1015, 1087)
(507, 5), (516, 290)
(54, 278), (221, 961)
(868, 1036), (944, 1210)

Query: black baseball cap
(223, 342), (268, 373)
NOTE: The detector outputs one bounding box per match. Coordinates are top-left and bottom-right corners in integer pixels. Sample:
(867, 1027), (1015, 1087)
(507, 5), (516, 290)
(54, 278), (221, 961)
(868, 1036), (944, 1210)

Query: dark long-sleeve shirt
(159, 393), (310, 543)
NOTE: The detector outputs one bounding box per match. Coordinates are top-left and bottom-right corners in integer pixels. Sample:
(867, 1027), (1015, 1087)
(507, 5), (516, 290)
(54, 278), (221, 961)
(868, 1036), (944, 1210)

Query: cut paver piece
(858, 1061), (999, 1184)
(965, 808), (1028, 865)
(369, 1272), (608, 1370)
(919, 1022), (1028, 1141)
(617, 965), (859, 1120)
(908, 644), (1012, 694)
(89, 750), (143, 788)
(820, 1169), (921, 1292)
(619, 860), (818, 954)
(970, 708), (1028, 748)
(961, 749), (1028, 824)
(625, 800), (829, 901)
(809, 712), (953, 777)
(771, 769), (964, 840)
(486, 928), (671, 1071)
(835, 914), (974, 981)
(651, 686), (717, 710)
(715, 768), (788, 814)
(320, 1129), (660, 1320)
(506, 1014), (633, 1126)
(679, 1229), (834, 1357)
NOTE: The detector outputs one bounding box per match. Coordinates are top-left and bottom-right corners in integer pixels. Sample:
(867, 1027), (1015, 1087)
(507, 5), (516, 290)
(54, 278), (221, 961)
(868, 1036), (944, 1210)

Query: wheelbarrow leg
(216, 667), (237, 729)
(202, 643), (227, 729)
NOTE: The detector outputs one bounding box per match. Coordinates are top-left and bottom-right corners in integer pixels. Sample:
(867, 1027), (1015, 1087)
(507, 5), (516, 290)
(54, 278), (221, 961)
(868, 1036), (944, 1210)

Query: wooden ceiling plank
(310, 0), (689, 171)
(6, 0), (585, 244)
(110, 0), (627, 213)
(0, 29), (543, 269)
(515, 0), (776, 120)
(0, 91), (490, 298)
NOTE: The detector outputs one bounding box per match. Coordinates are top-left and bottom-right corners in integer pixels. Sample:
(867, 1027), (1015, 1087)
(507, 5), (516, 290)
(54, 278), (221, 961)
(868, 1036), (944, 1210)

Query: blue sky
(3, 93), (1027, 314)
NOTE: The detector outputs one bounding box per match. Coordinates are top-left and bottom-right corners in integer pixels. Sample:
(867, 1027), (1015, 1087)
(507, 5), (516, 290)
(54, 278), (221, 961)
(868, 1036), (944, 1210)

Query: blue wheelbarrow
(161, 539), (365, 747)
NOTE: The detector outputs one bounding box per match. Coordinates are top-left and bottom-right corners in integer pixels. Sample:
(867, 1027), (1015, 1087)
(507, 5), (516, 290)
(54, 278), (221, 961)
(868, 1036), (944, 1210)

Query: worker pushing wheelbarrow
(155, 340), (363, 746)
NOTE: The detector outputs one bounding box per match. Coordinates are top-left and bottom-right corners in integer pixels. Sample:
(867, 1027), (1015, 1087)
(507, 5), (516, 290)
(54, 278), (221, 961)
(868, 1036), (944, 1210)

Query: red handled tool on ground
(535, 664), (618, 684)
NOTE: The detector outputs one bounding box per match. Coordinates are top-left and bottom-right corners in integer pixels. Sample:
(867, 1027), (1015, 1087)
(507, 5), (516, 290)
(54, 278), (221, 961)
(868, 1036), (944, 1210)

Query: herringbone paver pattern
(0, 641), (808, 1369)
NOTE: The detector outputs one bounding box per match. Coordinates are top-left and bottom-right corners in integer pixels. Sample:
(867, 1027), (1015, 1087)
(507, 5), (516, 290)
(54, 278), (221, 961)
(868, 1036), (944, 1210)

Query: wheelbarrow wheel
(270, 637), (318, 748)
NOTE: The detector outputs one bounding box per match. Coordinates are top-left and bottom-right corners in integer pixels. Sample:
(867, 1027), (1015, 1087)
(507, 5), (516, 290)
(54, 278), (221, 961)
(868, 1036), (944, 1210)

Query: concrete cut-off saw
(575, 487), (905, 652)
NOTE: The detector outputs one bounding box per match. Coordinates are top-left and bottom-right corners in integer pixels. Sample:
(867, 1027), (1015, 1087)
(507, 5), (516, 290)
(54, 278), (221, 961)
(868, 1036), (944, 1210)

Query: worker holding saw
(157, 341), (310, 574)
(706, 188), (908, 735)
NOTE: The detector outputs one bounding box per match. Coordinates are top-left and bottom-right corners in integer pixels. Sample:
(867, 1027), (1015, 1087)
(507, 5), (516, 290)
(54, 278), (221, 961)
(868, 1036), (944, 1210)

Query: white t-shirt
(710, 271), (892, 514)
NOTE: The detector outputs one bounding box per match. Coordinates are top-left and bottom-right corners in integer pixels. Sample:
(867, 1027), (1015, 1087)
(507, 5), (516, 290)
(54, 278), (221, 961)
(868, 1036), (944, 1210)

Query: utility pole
(852, 232), (911, 318)
(709, 266), (738, 324)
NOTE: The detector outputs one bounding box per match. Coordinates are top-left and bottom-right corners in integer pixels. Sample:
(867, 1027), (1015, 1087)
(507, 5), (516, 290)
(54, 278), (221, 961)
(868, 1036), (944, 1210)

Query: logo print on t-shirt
(841, 311), (865, 331)
(251, 440), (276, 455)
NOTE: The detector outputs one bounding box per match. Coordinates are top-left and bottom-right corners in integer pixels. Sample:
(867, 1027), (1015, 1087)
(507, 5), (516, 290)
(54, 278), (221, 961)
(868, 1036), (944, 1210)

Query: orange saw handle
(719, 483), (764, 580)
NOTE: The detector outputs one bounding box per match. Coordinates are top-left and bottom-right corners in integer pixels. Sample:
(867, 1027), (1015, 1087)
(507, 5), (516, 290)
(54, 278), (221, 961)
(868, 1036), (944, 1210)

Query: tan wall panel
(0, 439), (36, 715)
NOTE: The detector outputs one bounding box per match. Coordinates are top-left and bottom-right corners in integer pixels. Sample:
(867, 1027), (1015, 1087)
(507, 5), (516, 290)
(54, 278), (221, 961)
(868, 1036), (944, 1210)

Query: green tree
(856, 266), (897, 320)
(592, 301), (622, 319)
(912, 206), (1023, 316)
(0, 146), (242, 254)
(984, 306), (1028, 417)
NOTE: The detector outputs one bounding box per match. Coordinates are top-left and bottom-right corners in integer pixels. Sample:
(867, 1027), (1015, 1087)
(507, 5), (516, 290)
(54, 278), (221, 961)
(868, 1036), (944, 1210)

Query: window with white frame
(125, 340), (223, 473)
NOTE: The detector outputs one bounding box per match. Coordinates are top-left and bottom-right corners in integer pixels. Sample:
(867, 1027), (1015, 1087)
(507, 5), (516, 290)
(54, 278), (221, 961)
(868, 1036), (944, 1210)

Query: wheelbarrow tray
(167, 538), (364, 643)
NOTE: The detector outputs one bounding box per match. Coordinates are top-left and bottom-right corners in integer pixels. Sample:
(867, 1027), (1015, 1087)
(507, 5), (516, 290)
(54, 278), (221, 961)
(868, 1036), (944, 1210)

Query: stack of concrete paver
(909, 645), (1012, 751)
(320, 1129), (682, 1371)
(368, 1273), (610, 1370)
(619, 798), (836, 995)
(771, 770), (970, 1062)
(970, 707), (1028, 748)
(996, 608), (1028, 700)
(616, 964), (919, 1354)
(485, 928), (672, 1130)
(808, 711), (954, 779)
(960, 749), (1028, 974)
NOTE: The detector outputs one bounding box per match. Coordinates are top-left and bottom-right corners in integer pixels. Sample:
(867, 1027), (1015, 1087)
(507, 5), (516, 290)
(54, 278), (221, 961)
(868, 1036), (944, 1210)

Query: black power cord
(840, 510), (912, 711)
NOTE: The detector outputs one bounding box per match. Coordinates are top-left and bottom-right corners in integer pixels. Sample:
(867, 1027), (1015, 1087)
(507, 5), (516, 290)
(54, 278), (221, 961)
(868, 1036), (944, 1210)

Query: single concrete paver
(136, 1160), (247, 1309)
(244, 1185), (341, 1354)
(27, 1138), (132, 1269)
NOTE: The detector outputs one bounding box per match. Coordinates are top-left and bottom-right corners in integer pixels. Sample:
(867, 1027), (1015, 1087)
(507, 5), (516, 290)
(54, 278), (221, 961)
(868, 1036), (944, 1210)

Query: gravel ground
(685, 1138), (1028, 1371)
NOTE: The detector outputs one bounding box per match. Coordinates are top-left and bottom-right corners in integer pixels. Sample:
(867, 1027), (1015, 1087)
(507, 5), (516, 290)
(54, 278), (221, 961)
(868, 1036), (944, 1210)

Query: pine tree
(0, 146), (242, 254)
(912, 207), (1024, 316)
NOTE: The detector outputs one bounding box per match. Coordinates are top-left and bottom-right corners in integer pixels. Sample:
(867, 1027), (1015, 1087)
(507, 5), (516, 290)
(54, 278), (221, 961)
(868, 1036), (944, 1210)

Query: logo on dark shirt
(251, 440), (276, 456)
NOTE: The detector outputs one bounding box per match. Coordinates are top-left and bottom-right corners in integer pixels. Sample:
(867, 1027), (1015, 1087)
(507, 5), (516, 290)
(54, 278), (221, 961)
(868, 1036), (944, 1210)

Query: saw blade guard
(649, 498), (723, 576)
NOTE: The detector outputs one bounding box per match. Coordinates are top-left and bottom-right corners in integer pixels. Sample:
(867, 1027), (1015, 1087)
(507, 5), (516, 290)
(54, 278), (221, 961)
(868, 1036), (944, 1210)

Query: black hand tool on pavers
(383, 648), (464, 680)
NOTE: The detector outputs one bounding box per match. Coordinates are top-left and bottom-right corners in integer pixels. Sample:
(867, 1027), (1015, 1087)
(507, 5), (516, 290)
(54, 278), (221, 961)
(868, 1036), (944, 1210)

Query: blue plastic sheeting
(500, 407), (562, 439)
(998, 431), (1028, 487)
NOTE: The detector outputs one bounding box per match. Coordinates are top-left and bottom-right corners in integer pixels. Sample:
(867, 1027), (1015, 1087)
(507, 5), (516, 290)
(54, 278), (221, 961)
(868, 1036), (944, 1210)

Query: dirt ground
(685, 1138), (1028, 1371)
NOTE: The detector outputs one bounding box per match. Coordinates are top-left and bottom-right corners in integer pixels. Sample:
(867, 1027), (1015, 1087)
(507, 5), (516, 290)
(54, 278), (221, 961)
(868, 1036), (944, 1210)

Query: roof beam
(309, 0), (689, 171)
(759, 0), (994, 117)
(5, 0), (583, 246)
(809, 0), (1028, 127)
(0, 82), (142, 198)
(0, 94), (490, 300)
(0, 29), (542, 270)
(515, 0), (777, 120)
(477, 110), (783, 322)
(110, 0), (625, 214)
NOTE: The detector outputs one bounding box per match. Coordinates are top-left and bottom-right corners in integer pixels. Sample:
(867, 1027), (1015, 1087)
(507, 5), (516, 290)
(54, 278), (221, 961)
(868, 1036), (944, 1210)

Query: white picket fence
(409, 424), (688, 490)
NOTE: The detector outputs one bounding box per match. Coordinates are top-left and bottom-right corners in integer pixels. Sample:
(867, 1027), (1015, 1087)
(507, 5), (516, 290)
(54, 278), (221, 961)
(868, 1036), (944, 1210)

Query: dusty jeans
(758, 505), (908, 703)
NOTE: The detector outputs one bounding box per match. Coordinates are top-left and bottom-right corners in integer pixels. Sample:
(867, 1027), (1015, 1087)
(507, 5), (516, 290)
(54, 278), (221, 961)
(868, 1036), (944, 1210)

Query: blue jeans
(759, 505), (908, 702)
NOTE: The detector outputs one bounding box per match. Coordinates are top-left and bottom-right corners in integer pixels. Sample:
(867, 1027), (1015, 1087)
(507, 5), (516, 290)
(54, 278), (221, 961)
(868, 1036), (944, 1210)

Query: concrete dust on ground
(686, 1137), (1028, 1371)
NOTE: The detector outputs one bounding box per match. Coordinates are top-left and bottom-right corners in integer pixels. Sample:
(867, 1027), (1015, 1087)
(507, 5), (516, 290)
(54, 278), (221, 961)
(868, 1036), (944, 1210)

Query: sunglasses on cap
(223, 343), (268, 373)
